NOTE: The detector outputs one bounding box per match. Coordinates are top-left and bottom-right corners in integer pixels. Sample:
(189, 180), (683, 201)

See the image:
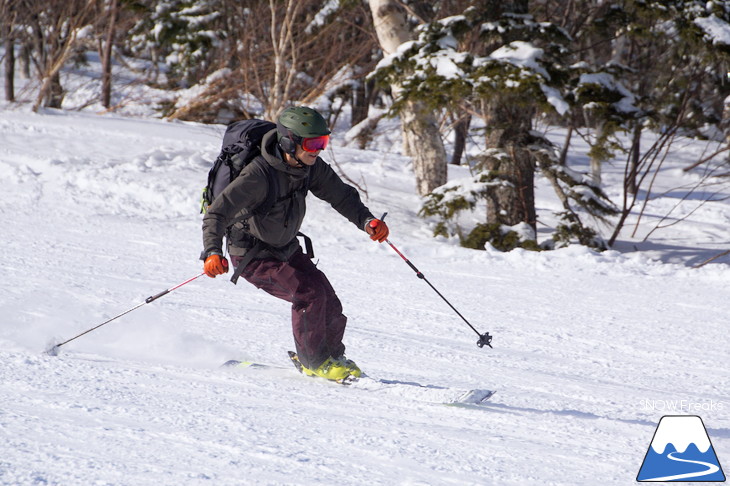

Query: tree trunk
(450, 113), (471, 165)
(477, 0), (536, 232)
(4, 28), (14, 102)
(483, 145), (536, 230)
(627, 122), (642, 195)
(559, 124), (573, 166)
(483, 96), (537, 232)
(720, 96), (730, 163)
(20, 43), (31, 79)
(350, 79), (370, 127)
(100, 0), (118, 109)
(46, 72), (64, 108)
(369, 0), (447, 195)
(589, 121), (604, 185)
(402, 100), (448, 194)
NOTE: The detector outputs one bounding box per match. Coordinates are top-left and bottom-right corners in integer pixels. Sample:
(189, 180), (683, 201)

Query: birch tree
(368, 0), (447, 196)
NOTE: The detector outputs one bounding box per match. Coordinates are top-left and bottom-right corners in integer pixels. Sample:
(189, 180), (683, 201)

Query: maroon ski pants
(235, 250), (347, 369)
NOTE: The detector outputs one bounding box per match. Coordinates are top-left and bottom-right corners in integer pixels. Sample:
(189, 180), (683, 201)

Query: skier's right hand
(204, 254), (229, 278)
(366, 218), (389, 243)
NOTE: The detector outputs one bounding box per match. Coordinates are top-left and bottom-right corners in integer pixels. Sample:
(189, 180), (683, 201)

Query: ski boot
(334, 355), (362, 378)
(289, 353), (360, 382)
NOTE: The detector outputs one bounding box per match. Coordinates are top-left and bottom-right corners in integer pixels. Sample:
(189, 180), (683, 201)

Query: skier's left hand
(366, 218), (389, 243)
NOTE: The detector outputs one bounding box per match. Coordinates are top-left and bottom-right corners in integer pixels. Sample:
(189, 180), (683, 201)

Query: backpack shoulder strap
(229, 238), (265, 284)
(248, 157), (279, 216)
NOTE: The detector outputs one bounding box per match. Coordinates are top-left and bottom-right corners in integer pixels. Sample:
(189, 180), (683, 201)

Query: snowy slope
(1, 104), (729, 486)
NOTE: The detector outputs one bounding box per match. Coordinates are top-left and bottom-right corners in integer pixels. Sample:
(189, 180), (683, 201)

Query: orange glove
(204, 254), (229, 278)
(367, 218), (389, 243)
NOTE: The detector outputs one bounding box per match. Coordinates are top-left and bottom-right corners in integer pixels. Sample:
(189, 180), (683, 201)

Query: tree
(127, 0), (223, 88)
(1, 0), (17, 102)
(374, 2), (616, 250)
(600, 0), (730, 245)
(146, 0), (377, 124)
(97, 0), (119, 109)
(368, 0), (448, 196)
(17, 0), (97, 111)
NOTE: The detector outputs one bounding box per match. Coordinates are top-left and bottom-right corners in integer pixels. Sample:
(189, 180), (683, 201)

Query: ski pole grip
(369, 212), (387, 229)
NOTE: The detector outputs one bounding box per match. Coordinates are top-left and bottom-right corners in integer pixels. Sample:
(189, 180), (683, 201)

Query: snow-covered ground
(1, 66), (729, 485)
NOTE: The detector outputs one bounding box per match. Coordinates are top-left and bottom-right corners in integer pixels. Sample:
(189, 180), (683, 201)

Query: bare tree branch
(693, 250), (730, 268)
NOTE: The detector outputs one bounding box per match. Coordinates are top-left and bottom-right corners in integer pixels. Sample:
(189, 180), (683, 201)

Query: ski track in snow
(0, 108), (728, 485)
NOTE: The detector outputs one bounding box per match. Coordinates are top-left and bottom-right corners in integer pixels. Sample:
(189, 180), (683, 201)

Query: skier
(201, 106), (389, 381)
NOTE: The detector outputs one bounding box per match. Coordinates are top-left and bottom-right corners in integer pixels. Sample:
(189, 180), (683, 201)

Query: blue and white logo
(637, 415), (725, 482)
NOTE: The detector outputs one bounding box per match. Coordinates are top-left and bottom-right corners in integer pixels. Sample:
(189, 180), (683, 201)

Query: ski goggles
(300, 134), (330, 153)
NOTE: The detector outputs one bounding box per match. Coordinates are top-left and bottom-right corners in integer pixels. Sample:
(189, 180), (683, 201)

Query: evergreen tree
(561, 0), (730, 245)
(127, 0), (222, 87)
(374, 2), (616, 251)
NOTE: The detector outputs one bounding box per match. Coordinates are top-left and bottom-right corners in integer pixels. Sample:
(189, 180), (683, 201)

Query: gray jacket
(202, 129), (374, 261)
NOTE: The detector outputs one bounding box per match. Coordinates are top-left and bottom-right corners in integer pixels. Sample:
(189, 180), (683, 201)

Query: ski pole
(45, 272), (206, 356)
(375, 213), (493, 349)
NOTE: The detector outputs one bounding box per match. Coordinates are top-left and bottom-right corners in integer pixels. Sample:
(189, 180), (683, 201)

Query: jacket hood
(261, 128), (310, 181)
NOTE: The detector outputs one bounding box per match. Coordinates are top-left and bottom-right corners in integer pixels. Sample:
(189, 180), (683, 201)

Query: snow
(1, 57), (729, 486)
(431, 50), (468, 80)
(694, 14), (730, 46)
(578, 72), (639, 114)
(540, 84), (569, 115)
(373, 40), (417, 70)
(490, 41), (549, 80)
(305, 0), (340, 35)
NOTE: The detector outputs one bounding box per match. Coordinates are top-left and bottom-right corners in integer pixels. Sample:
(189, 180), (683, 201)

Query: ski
(221, 359), (271, 370)
(348, 375), (496, 407)
(449, 389), (497, 406)
(222, 355), (354, 385)
(222, 354), (496, 407)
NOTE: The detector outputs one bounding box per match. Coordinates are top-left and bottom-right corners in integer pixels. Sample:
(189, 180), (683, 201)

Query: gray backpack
(200, 119), (278, 215)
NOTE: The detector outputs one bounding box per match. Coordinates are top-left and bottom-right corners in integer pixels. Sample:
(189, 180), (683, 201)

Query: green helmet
(277, 106), (331, 139)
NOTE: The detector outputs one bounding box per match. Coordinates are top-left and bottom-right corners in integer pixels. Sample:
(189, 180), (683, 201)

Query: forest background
(2, 0), (729, 263)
